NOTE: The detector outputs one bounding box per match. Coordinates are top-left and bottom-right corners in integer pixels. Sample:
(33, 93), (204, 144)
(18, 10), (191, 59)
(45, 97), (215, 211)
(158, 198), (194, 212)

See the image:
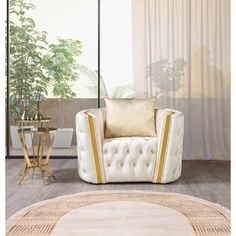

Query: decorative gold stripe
(154, 108), (159, 134)
(157, 112), (175, 182)
(84, 112), (102, 183)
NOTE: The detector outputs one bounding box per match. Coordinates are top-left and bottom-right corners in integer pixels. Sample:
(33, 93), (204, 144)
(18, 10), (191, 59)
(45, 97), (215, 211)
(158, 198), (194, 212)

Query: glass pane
(100, 0), (134, 106)
(9, 0), (98, 156)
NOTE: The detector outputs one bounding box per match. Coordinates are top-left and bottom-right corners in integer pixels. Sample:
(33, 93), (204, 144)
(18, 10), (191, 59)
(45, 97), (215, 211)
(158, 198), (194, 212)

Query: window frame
(6, 0), (101, 158)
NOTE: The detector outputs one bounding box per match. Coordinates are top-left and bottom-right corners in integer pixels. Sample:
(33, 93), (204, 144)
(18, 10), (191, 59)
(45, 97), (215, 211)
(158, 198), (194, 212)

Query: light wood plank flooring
(6, 159), (230, 219)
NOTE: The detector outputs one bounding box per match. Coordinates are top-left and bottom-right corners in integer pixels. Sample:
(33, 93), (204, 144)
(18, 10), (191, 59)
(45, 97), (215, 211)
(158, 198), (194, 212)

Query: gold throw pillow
(105, 98), (156, 138)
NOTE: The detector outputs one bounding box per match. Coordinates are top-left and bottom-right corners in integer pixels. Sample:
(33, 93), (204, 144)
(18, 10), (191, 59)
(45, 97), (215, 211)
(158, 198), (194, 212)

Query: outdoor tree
(9, 0), (49, 119)
(147, 58), (186, 98)
(44, 38), (82, 128)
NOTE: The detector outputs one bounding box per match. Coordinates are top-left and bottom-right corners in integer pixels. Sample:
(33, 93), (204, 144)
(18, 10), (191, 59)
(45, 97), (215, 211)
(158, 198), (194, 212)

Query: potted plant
(9, 0), (49, 148)
(44, 38), (82, 148)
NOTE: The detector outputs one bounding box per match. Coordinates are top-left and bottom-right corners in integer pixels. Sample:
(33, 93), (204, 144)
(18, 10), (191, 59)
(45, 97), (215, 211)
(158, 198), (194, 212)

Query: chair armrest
(154, 108), (184, 183)
(76, 109), (105, 183)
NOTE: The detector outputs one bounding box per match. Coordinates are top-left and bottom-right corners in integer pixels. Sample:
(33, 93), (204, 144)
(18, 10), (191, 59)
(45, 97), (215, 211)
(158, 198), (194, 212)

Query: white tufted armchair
(76, 108), (184, 184)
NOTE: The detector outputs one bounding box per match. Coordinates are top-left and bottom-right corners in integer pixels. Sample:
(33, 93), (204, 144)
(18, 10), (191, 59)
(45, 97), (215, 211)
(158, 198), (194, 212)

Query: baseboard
(5, 156), (229, 161)
(5, 155), (77, 159)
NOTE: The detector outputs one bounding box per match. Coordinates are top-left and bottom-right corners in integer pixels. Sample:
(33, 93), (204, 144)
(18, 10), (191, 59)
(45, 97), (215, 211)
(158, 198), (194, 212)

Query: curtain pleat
(132, 0), (230, 160)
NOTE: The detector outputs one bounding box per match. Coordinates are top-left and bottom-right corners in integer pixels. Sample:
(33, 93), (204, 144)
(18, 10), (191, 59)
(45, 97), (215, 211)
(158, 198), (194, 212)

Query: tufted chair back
(76, 108), (184, 184)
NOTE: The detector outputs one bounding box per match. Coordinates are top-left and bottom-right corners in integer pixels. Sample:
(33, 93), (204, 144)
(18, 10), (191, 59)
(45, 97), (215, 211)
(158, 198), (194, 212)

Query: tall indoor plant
(44, 38), (82, 148)
(9, 0), (49, 148)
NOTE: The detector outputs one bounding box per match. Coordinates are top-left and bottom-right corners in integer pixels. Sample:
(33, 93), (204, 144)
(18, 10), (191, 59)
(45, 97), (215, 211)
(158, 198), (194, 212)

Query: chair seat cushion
(103, 137), (158, 182)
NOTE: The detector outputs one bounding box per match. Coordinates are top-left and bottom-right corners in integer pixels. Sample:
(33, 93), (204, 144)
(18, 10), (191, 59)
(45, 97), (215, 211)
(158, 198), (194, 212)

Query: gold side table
(15, 118), (51, 178)
(18, 127), (57, 185)
(15, 118), (51, 128)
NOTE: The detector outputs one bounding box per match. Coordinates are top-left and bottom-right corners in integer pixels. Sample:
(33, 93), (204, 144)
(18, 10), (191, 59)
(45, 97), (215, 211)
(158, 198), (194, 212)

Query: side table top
(15, 118), (51, 124)
(18, 127), (57, 134)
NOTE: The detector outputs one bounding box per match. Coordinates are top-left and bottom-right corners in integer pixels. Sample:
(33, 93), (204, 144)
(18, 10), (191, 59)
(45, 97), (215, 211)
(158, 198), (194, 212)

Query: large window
(6, 0), (231, 161)
(31, 0), (99, 99)
(7, 0), (138, 157)
(100, 0), (134, 99)
(8, 0), (98, 156)
(7, 0), (136, 157)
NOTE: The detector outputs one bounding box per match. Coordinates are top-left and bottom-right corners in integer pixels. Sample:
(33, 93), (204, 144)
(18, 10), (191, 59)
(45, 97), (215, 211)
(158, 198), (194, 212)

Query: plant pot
(52, 128), (73, 148)
(10, 125), (34, 149)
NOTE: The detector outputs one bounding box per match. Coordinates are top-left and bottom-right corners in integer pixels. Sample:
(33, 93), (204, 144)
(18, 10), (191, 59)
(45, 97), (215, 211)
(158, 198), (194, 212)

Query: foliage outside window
(44, 39), (82, 128)
(9, 0), (135, 123)
(9, 0), (49, 119)
(9, 0), (83, 122)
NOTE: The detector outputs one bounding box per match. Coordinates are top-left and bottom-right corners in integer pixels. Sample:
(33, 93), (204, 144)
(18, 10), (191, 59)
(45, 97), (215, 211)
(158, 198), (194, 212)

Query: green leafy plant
(9, 0), (49, 119)
(9, 0), (134, 124)
(77, 64), (134, 100)
(110, 84), (134, 98)
(77, 64), (108, 98)
(44, 38), (82, 128)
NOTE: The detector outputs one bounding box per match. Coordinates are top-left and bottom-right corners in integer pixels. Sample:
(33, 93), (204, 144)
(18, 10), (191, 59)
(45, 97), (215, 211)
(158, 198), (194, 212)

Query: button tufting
(103, 137), (159, 179)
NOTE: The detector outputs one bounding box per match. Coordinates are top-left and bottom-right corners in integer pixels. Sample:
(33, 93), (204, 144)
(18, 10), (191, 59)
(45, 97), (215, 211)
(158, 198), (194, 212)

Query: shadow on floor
(53, 161), (230, 185)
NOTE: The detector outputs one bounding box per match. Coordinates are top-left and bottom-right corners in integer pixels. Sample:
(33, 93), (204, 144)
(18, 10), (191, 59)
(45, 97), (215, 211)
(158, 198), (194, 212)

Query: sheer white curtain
(132, 0), (230, 160)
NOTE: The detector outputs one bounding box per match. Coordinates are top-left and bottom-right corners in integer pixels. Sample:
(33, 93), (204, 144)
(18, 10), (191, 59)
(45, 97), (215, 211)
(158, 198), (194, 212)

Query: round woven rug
(6, 191), (230, 236)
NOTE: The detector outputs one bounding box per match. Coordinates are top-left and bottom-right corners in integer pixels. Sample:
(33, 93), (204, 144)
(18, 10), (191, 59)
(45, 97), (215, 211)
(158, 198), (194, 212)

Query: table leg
(18, 131), (32, 184)
(39, 166), (46, 185)
(44, 131), (56, 180)
(18, 124), (25, 176)
(45, 165), (56, 180)
(19, 132), (31, 167)
(19, 167), (30, 185)
(37, 135), (42, 166)
(38, 133), (47, 185)
(31, 167), (35, 179)
(18, 161), (26, 176)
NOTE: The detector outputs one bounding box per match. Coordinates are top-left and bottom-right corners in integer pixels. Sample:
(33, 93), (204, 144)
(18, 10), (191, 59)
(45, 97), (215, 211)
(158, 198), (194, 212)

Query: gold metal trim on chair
(84, 111), (103, 184)
(156, 111), (175, 183)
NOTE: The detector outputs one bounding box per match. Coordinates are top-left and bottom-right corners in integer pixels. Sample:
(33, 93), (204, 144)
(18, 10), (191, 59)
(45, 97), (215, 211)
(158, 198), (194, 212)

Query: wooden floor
(6, 159), (230, 219)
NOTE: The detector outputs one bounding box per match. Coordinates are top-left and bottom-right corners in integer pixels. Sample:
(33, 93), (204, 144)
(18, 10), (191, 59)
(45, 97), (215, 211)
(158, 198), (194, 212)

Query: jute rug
(6, 191), (230, 236)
